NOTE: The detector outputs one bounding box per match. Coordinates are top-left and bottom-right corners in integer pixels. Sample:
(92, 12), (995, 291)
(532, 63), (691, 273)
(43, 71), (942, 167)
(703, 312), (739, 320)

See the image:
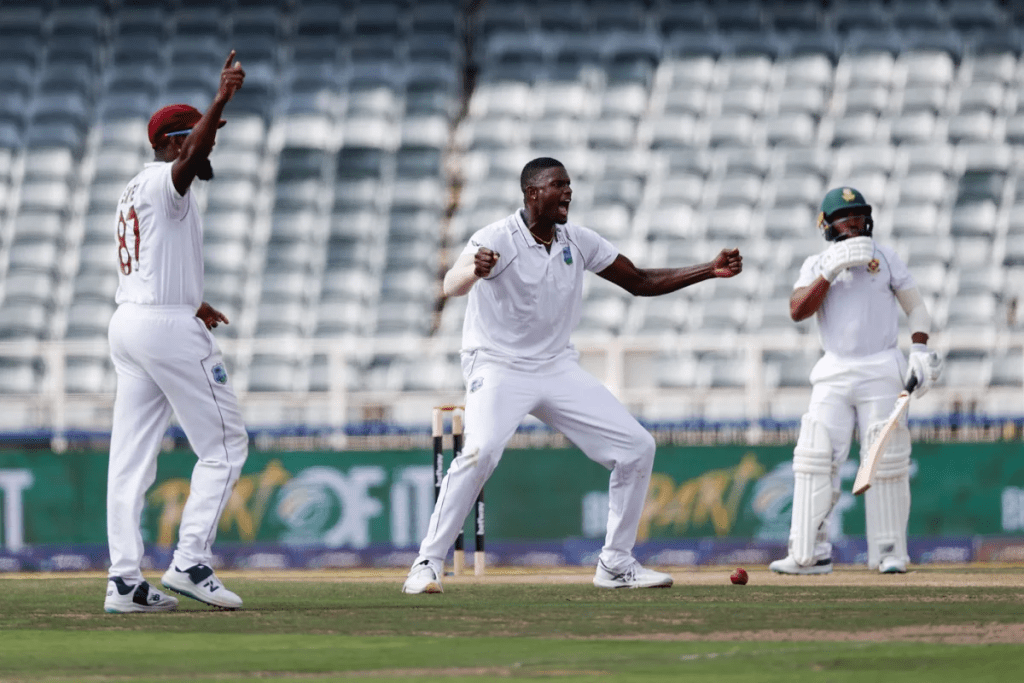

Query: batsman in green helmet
(769, 187), (942, 576)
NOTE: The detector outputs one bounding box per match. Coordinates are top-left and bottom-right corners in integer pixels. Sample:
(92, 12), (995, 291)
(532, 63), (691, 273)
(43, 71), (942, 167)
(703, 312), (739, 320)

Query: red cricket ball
(730, 567), (749, 585)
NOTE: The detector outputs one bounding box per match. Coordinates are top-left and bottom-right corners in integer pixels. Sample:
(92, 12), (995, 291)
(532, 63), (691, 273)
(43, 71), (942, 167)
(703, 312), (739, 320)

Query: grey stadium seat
(65, 301), (115, 339)
(0, 358), (38, 393)
(247, 354), (303, 393)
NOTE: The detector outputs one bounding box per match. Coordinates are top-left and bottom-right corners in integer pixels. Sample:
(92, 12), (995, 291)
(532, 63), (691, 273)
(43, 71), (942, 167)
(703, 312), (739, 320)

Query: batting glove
(820, 236), (874, 282)
(905, 343), (942, 397)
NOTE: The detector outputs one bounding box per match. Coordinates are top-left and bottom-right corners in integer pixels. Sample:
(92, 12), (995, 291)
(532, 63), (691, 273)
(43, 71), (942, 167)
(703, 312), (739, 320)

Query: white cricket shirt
(460, 209), (618, 362)
(795, 241), (916, 357)
(114, 162), (204, 308)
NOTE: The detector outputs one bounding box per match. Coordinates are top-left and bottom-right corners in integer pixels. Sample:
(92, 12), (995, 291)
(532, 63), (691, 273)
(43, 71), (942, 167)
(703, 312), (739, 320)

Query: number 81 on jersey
(118, 206), (140, 276)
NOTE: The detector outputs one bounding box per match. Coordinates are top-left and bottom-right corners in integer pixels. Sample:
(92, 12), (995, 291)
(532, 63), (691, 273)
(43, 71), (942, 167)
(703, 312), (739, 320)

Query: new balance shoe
(593, 559), (673, 589)
(401, 559), (443, 594)
(879, 556), (907, 574)
(104, 577), (178, 613)
(769, 555), (833, 575)
(161, 564), (242, 609)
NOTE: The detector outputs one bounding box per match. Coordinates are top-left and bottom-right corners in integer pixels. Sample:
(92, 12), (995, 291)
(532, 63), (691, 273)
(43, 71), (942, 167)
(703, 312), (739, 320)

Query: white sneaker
(593, 559), (673, 589)
(769, 555), (833, 575)
(402, 559), (444, 594)
(161, 564), (243, 609)
(104, 577), (178, 613)
(879, 556), (907, 574)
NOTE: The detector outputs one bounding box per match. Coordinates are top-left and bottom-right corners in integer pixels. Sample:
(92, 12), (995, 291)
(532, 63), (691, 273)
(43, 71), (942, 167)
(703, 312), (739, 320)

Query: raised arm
(597, 248), (742, 296)
(171, 51), (245, 195)
(443, 247), (500, 297)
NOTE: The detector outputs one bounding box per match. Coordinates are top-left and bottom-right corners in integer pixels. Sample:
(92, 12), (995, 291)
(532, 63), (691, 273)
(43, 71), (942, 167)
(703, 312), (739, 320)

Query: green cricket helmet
(816, 186), (873, 241)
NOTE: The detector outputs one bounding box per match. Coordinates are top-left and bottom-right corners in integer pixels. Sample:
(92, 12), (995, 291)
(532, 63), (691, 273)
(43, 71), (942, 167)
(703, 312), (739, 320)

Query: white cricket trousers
(801, 348), (907, 560)
(107, 304), (248, 581)
(417, 351), (657, 570)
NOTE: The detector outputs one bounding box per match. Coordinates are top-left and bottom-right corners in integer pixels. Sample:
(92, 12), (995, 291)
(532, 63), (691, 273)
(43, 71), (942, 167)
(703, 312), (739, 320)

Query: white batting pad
(863, 420), (911, 569)
(789, 414), (836, 566)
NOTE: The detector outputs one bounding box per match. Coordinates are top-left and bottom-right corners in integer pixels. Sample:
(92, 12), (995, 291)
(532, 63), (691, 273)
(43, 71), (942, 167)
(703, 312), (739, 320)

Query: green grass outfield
(1, 566), (1023, 682)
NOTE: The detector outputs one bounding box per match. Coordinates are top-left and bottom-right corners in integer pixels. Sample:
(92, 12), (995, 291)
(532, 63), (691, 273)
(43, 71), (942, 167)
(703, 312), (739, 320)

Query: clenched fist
(712, 248), (742, 278)
(474, 247), (500, 278)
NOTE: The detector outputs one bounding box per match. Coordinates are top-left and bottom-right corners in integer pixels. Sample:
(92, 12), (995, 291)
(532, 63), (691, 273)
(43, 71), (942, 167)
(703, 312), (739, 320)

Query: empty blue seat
(660, 2), (714, 35)
(787, 31), (841, 63)
(0, 7), (45, 39)
(903, 29), (964, 61)
(113, 7), (166, 40)
(46, 35), (102, 68)
(25, 123), (84, 153)
(231, 6), (282, 39)
(947, 0), (1005, 32)
(772, 4), (823, 32)
(833, 3), (891, 34)
(110, 35), (164, 68)
(353, 3), (404, 38)
(663, 31), (725, 59)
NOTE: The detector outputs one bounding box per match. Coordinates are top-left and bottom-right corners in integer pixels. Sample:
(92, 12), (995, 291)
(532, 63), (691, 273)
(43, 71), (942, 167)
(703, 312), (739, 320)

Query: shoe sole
(401, 582), (442, 594)
(104, 604), (178, 614)
(770, 559), (833, 575)
(593, 580), (674, 589)
(161, 580), (241, 610)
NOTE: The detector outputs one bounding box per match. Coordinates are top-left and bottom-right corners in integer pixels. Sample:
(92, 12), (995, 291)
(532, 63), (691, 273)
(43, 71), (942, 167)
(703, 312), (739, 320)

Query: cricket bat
(852, 376), (917, 496)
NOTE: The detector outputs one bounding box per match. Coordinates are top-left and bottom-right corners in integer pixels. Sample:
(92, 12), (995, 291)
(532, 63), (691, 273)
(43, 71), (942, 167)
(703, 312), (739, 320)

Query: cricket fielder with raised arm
(769, 187), (942, 576)
(104, 52), (248, 612)
(402, 157), (743, 594)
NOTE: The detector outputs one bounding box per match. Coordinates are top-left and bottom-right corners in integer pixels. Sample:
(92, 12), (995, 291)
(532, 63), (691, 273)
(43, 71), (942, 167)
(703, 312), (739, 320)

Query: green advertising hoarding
(0, 443), (1023, 551)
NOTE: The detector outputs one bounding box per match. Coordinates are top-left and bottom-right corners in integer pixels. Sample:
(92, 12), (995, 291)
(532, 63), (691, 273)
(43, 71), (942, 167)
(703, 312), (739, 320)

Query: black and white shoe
(161, 564), (242, 609)
(104, 577), (179, 613)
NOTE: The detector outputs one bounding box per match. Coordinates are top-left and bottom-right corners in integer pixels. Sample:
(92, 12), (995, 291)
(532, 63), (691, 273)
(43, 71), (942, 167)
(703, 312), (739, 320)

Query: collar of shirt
(514, 208), (561, 248)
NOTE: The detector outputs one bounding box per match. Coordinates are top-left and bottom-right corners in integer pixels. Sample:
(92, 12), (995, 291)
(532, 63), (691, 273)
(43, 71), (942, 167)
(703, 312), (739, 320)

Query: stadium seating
(0, 0), (1020, 430)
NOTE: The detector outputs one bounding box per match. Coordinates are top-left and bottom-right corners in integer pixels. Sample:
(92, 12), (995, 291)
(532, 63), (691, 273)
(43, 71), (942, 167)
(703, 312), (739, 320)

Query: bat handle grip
(905, 374), (918, 394)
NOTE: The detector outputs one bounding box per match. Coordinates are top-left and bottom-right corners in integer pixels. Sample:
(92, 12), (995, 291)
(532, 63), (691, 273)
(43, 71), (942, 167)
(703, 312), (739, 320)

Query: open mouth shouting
(557, 198), (571, 221)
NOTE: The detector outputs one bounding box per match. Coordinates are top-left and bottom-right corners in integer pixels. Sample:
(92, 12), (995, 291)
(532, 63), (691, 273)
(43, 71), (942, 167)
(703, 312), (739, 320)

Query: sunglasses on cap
(165, 129), (192, 138)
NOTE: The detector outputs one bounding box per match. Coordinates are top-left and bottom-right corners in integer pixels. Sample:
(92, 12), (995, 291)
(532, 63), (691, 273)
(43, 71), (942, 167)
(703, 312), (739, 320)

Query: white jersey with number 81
(114, 161), (204, 308)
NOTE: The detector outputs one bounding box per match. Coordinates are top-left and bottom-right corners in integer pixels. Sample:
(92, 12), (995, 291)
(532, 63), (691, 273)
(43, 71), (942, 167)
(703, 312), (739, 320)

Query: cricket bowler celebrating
(104, 52), (247, 612)
(770, 187), (942, 576)
(402, 157), (743, 594)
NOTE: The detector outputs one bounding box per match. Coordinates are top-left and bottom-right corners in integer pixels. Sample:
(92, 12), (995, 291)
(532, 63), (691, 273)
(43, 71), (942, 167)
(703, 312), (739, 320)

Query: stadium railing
(0, 330), (1020, 449)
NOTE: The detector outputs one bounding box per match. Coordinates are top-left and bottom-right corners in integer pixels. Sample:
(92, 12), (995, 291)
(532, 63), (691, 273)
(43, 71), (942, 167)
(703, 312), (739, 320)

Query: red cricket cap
(147, 104), (226, 146)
